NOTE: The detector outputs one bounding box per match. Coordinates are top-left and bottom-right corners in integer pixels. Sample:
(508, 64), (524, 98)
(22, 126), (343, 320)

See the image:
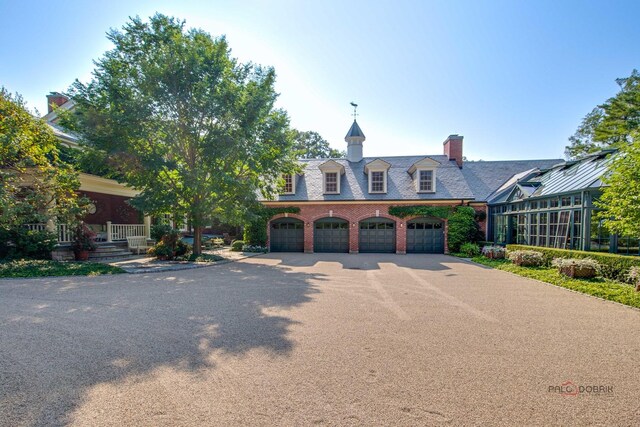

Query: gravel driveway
(1, 253), (639, 426)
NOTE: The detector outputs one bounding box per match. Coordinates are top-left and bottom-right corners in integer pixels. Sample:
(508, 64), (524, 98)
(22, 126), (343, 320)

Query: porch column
(144, 215), (152, 239)
(106, 221), (113, 242)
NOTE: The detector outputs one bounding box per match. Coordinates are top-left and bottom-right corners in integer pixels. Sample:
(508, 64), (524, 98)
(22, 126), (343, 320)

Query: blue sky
(1, 0), (639, 160)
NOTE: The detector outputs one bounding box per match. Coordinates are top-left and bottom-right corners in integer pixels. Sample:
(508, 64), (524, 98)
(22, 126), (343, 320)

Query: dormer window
(419, 170), (433, 192)
(364, 159), (391, 194)
(325, 172), (338, 193)
(318, 159), (345, 195)
(282, 174), (295, 194)
(408, 157), (439, 193)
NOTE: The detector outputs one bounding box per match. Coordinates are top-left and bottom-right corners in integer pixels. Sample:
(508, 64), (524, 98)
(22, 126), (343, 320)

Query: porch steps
(88, 245), (136, 261)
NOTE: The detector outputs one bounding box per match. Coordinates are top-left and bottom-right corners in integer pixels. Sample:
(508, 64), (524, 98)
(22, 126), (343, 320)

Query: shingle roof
(267, 155), (563, 202)
(345, 120), (365, 139)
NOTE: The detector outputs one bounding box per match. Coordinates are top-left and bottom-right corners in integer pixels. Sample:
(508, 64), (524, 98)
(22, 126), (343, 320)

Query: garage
(270, 218), (304, 252)
(359, 218), (396, 253)
(406, 217), (445, 253)
(314, 218), (349, 253)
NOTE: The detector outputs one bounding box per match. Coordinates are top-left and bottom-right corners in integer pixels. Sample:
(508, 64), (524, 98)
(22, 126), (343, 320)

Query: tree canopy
(566, 70), (640, 159)
(292, 130), (345, 158)
(64, 14), (298, 253)
(0, 88), (83, 227)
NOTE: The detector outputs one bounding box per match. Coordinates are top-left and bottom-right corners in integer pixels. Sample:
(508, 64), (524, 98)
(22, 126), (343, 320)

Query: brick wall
(265, 202), (488, 254)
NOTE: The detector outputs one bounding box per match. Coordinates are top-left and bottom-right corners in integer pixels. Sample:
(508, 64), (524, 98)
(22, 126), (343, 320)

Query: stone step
(89, 250), (134, 259)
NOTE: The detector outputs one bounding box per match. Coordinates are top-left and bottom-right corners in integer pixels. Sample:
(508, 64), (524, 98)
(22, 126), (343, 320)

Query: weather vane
(350, 102), (358, 119)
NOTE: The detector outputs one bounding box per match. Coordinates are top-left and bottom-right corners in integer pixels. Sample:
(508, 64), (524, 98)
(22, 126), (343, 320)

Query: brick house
(262, 119), (561, 254)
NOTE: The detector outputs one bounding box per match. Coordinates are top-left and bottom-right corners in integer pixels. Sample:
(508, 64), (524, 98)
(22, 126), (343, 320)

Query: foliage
(72, 222), (97, 252)
(566, 70), (640, 158)
(552, 258), (600, 279)
(175, 253), (224, 262)
(64, 14), (299, 254)
(459, 242), (480, 257)
(150, 223), (173, 242)
(596, 135), (640, 237)
(242, 244), (268, 253)
(628, 266), (640, 291)
(506, 244), (640, 284)
(0, 259), (124, 278)
(148, 229), (191, 260)
(0, 227), (57, 260)
(231, 240), (245, 251)
(0, 88), (87, 229)
(481, 245), (505, 259)
(387, 205), (480, 253)
(243, 206), (300, 245)
(507, 250), (544, 267)
(472, 257), (640, 309)
(292, 130), (345, 158)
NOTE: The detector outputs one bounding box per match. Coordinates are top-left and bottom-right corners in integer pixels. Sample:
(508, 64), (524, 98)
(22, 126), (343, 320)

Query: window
(325, 172), (338, 193)
(550, 198), (559, 208)
(574, 195), (582, 205)
(370, 171), (385, 193)
(561, 196), (572, 207)
(282, 174), (294, 194)
(419, 170), (434, 192)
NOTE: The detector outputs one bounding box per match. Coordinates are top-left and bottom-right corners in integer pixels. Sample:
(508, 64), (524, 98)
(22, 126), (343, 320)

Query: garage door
(270, 218), (304, 252)
(406, 218), (445, 253)
(359, 218), (396, 253)
(314, 218), (349, 253)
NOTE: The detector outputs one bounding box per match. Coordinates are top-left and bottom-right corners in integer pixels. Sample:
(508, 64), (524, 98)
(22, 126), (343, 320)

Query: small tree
(65, 15), (298, 254)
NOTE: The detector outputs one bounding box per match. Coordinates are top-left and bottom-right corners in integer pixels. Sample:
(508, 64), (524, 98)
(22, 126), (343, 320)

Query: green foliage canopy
(566, 70), (640, 159)
(292, 130), (345, 159)
(65, 15), (299, 253)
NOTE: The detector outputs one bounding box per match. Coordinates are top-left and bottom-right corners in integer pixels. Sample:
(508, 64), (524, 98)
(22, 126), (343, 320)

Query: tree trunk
(193, 225), (202, 255)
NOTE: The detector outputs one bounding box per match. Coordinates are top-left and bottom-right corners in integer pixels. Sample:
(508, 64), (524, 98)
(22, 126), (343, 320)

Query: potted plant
(628, 266), (640, 292)
(72, 222), (97, 261)
(552, 258), (600, 279)
(481, 245), (505, 259)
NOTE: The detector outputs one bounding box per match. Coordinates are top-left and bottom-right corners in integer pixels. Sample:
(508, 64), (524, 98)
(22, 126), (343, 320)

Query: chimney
(46, 92), (69, 114)
(443, 134), (464, 168)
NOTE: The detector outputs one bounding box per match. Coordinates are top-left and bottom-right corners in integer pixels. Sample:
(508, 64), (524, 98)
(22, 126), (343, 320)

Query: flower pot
(559, 265), (596, 279)
(74, 250), (90, 261)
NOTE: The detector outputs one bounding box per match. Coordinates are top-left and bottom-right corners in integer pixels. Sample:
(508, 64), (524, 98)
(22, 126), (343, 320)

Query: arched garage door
(270, 218), (304, 252)
(359, 217), (396, 253)
(314, 218), (349, 253)
(406, 217), (444, 253)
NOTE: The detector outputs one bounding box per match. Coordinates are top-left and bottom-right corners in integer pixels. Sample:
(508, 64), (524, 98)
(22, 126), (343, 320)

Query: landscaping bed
(0, 259), (124, 278)
(472, 256), (640, 309)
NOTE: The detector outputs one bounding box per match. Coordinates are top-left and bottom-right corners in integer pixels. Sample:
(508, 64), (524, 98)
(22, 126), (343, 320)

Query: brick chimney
(46, 92), (69, 113)
(443, 134), (464, 168)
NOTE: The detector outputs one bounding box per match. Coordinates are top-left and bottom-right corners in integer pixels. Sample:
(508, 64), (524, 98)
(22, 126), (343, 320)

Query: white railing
(23, 223), (48, 232)
(108, 222), (146, 241)
(57, 224), (74, 243)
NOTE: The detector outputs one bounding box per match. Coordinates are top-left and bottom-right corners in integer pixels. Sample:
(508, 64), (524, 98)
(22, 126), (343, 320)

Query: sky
(1, 0), (639, 161)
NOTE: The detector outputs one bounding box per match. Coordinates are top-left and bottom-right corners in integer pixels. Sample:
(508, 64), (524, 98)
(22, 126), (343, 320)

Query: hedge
(506, 244), (640, 284)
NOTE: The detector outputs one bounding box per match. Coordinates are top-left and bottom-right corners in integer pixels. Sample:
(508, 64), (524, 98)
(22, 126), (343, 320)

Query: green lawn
(471, 257), (640, 309)
(0, 259), (125, 278)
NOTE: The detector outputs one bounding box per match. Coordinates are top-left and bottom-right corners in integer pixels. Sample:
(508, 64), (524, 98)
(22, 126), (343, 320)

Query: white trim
(281, 173), (296, 195)
(416, 169), (436, 193)
(79, 173), (139, 197)
(323, 171), (340, 194)
(368, 170), (387, 194)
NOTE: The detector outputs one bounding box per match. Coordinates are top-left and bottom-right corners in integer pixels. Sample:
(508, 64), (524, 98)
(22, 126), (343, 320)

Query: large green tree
(292, 130), (345, 158)
(0, 88), (83, 227)
(65, 14), (298, 253)
(597, 131), (640, 237)
(566, 70), (640, 159)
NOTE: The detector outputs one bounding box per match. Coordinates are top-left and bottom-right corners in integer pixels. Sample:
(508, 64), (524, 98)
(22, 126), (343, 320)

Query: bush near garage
(231, 240), (245, 252)
(459, 242), (481, 257)
(506, 244), (640, 284)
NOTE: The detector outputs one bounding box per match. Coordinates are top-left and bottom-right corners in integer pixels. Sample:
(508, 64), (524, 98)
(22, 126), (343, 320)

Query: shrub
(447, 207), (481, 253)
(552, 258), (600, 279)
(151, 223), (173, 242)
(628, 266), (640, 291)
(72, 222), (97, 252)
(231, 240), (245, 251)
(507, 250), (544, 267)
(242, 244), (268, 253)
(482, 245), (505, 259)
(0, 227), (57, 260)
(506, 245), (640, 284)
(459, 242), (480, 257)
(148, 230), (191, 260)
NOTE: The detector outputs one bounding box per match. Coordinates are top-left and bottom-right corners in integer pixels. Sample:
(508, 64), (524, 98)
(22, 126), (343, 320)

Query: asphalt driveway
(1, 254), (639, 426)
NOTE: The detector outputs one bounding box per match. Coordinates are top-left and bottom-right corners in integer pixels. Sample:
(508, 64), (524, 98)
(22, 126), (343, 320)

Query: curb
(462, 258), (640, 313)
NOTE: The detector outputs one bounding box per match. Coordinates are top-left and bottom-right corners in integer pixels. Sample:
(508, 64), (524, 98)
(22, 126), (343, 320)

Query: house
(261, 118), (562, 254)
(486, 149), (638, 255)
(42, 93), (152, 259)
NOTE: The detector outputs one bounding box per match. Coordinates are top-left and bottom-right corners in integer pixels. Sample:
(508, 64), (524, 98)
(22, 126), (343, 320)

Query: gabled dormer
(280, 173), (297, 195)
(408, 157), (440, 193)
(364, 159), (391, 194)
(318, 160), (345, 194)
